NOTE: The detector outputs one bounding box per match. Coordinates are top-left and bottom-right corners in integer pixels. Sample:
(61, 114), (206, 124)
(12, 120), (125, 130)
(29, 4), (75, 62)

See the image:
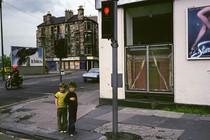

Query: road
(0, 72), (99, 108)
(0, 72), (99, 139)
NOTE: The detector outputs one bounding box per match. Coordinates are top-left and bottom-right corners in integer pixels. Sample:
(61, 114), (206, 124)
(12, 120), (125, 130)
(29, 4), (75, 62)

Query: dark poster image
(188, 6), (210, 59)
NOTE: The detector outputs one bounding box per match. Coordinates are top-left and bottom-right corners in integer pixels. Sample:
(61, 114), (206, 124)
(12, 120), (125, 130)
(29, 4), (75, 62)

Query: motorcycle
(5, 74), (23, 90)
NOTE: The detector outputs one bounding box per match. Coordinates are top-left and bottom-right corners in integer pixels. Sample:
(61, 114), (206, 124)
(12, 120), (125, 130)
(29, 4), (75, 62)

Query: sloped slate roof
(37, 14), (97, 27)
(37, 15), (78, 27)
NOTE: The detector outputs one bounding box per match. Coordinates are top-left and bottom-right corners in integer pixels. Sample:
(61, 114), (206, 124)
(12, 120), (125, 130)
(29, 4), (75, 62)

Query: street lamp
(0, 0), (5, 80)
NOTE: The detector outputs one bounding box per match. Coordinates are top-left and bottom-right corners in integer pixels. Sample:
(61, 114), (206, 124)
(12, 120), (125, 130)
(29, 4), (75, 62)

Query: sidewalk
(0, 89), (210, 140)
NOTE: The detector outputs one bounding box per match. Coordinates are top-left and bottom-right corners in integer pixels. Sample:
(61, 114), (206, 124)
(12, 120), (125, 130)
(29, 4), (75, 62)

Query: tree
(2, 54), (11, 68)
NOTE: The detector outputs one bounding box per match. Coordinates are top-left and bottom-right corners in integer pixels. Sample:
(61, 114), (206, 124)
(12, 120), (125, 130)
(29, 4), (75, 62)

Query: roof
(37, 16), (65, 27)
(37, 15), (97, 27)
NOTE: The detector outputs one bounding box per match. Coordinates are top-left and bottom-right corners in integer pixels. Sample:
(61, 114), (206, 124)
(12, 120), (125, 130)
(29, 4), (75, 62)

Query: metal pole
(112, 0), (118, 137)
(59, 58), (62, 82)
(146, 45), (149, 92)
(0, 0), (5, 80)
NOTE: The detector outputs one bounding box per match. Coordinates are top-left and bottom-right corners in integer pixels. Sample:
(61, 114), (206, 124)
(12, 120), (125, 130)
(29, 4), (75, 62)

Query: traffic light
(54, 39), (67, 58)
(101, 0), (114, 39)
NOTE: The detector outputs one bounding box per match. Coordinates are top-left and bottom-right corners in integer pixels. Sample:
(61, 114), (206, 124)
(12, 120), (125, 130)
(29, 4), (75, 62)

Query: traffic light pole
(59, 57), (62, 83)
(112, 0), (118, 137)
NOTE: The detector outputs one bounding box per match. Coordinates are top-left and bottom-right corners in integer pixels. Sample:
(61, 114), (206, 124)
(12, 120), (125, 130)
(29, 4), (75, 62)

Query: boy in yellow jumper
(55, 82), (68, 133)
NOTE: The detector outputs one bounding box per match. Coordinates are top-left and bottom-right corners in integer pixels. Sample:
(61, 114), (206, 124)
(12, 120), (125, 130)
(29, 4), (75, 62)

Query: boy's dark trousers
(68, 107), (77, 134)
(57, 108), (67, 131)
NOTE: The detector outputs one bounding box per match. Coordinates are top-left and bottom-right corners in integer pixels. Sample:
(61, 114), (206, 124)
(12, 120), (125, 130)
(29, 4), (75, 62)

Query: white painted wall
(174, 0), (210, 105)
(99, 8), (125, 99)
(98, 0), (210, 106)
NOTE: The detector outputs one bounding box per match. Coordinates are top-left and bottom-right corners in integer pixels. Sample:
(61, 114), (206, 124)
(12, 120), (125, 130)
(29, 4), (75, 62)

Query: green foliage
(3, 54), (11, 68)
(0, 54), (11, 75)
(163, 105), (210, 115)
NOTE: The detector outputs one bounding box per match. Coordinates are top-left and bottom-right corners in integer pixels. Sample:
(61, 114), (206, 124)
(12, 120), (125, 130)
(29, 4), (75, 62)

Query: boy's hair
(59, 82), (66, 88)
(69, 81), (76, 88)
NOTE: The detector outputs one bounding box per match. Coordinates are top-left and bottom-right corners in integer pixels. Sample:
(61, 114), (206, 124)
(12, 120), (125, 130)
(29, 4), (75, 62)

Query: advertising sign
(11, 46), (43, 66)
(187, 6), (210, 59)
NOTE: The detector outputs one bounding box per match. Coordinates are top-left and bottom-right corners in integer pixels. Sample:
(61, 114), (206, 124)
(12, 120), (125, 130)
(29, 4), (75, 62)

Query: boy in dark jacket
(64, 81), (78, 136)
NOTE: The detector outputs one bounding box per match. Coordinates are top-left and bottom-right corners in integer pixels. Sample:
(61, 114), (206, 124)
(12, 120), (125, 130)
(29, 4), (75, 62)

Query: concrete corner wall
(174, 0), (210, 105)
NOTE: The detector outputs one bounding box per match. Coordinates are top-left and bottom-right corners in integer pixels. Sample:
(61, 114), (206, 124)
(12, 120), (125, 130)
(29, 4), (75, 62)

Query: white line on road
(49, 79), (59, 81)
(24, 82), (39, 85)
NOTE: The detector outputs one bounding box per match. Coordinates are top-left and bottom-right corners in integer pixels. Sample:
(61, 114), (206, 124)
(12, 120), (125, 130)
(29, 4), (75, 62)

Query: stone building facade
(37, 6), (98, 71)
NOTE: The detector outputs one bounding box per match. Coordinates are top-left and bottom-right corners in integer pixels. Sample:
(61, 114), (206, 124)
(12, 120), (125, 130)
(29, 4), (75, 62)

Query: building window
(84, 33), (92, 43)
(69, 46), (76, 56)
(125, 2), (173, 94)
(65, 24), (70, 33)
(76, 46), (80, 55)
(75, 33), (80, 42)
(85, 21), (92, 30)
(41, 28), (45, 36)
(125, 45), (173, 93)
(70, 61), (75, 69)
(57, 25), (60, 33)
(85, 45), (92, 55)
(75, 61), (80, 69)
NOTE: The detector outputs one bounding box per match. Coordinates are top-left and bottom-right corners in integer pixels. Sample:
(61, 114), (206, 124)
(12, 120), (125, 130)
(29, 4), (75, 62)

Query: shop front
(98, 0), (210, 106)
(46, 56), (99, 71)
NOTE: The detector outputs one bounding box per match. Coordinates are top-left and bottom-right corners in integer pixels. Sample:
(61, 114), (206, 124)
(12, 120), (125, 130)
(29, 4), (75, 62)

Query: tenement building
(37, 6), (98, 71)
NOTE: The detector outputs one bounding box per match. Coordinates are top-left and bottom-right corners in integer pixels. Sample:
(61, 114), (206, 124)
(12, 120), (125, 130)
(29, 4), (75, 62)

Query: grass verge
(162, 105), (210, 115)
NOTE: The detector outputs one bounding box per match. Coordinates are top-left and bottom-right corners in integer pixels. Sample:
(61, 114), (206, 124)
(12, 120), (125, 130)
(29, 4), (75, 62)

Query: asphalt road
(0, 72), (99, 139)
(0, 73), (99, 109)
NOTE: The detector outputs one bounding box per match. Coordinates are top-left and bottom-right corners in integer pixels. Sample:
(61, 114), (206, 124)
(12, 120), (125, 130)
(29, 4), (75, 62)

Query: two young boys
(54, 81), (78, 136)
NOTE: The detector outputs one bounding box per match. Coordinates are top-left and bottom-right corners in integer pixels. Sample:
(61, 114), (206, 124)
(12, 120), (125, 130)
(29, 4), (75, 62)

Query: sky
(0, 0), (98, 56)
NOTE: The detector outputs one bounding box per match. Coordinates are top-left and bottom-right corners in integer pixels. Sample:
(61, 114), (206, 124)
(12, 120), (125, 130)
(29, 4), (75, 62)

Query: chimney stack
(78, 5), (84, 20)
(65, 10), (74, 21)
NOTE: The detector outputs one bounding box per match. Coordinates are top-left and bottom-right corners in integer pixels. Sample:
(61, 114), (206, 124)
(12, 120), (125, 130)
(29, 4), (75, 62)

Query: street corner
(0, 104), (35, 125)
(0, 95), (56, 130)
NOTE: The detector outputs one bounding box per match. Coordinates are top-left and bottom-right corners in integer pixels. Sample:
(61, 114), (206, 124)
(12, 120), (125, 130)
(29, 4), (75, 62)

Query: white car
(82, 68), (99, 82)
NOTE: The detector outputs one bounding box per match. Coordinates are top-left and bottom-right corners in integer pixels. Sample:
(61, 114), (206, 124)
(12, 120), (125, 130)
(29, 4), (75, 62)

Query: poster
(187, 6), (210, 59)
(11, 46), (43, 66)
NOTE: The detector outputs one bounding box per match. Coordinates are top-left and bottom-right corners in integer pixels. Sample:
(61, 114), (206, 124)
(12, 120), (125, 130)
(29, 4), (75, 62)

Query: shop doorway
(125, 1), (173, 94)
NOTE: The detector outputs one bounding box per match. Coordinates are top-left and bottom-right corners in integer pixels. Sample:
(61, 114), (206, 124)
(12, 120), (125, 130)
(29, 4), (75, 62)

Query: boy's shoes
(69, 131), (77, 137)
(70, 134), (74, 137)
(60, 130), (67, 133)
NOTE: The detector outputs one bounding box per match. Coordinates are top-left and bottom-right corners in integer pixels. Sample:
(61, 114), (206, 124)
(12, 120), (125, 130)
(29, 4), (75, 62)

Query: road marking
(0, 132), (15, 139)
(49, 79), (59, 81)
(0, 131), (30, 140)
(24, 82), (39, 85)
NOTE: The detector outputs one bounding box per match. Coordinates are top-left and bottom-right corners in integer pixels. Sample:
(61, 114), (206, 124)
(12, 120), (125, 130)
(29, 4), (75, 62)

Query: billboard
(11, 46), (43, 66)
(187, 6), (210, 59)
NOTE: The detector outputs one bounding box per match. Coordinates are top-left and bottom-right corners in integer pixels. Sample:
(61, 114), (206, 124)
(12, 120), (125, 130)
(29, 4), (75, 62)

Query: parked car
(82, 68), (99, 82)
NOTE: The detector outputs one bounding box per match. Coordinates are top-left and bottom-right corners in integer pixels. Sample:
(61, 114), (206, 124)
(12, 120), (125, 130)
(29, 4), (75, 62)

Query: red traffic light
(101, 0), (114, 39)
(104, 7), (110, 15)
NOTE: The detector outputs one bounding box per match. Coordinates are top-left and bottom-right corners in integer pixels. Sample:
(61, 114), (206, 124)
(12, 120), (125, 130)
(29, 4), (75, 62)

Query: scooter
(5, 74), (23, 90)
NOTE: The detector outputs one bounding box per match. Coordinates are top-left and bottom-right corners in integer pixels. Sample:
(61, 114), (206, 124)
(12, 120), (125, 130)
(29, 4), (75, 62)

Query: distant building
(37, 6), (98, 71)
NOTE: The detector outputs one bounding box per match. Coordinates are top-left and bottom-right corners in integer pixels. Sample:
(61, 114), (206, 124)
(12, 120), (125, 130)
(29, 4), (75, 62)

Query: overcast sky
(0, 0), (98, 56)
